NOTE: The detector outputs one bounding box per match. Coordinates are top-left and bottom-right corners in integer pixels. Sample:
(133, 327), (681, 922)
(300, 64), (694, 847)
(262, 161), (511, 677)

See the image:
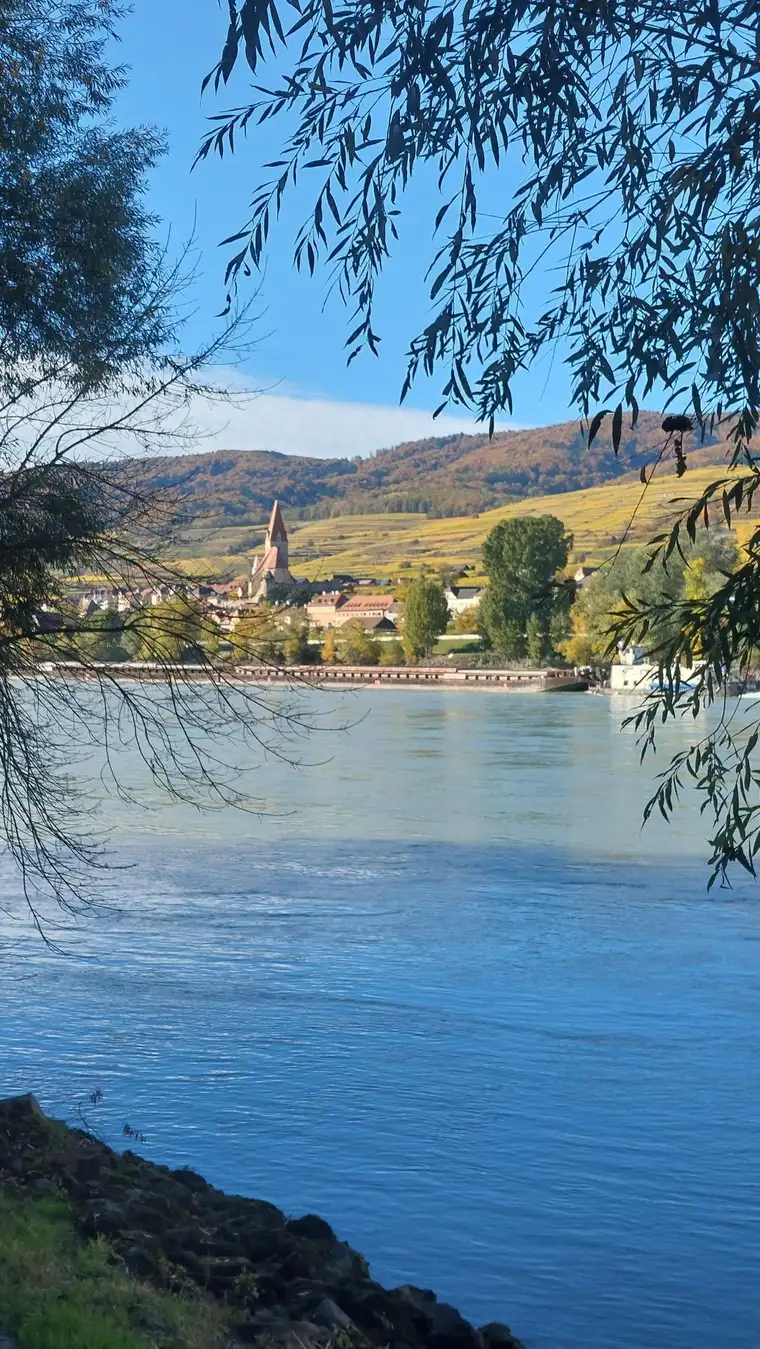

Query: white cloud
(184, 375), (526, 459)
(10, 365), (526, 467)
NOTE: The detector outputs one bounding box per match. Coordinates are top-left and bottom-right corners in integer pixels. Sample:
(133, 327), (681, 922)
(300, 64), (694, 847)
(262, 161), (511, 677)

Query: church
(248, 500), (295, 601)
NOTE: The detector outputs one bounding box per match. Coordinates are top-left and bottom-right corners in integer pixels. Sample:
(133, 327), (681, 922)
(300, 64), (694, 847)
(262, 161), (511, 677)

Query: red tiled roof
(251, 546), (281, 582)
(309, 592), (346, 608)
(340, 594), (394, 612)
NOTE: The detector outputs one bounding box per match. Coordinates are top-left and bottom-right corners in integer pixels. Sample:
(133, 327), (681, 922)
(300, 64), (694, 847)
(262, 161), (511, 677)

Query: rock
(278, 1248), (316, 1282)
(0, 1097), (527, 1349)
(0, 1093), (44, 1122)
(395, 1287), (480, 1349)
(75, 1154), (106, 1184)
(397, 1286), (438, 1309)
(170, 1166), (209, 1193)
(123, 1243), (163, 1279)
(241, 1226), (293, 1264)
(323, 1240), (369, 1280)
(286, 1214), (336, 1242)
(82, 1198), (129, 1238)
(313, 1297), (354, 1331)
(480, 1324), (518, 1347)
(336, 1284), (396, 1335)
(0, 1335), (20, 1349)
(231, 1318), (324, 1349)
(427, 1300), (481, 1348)
(28, 1177), (57, 1197)
(163, 1225), (208, 1259)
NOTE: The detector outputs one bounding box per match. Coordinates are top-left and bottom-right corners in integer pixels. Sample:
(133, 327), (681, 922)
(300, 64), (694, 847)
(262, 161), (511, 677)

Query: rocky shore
(0, 1095), (525, 1349)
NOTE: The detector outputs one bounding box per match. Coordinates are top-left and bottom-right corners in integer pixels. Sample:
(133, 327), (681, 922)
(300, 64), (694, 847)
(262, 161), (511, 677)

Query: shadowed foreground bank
(0, 1096), (525, 1349)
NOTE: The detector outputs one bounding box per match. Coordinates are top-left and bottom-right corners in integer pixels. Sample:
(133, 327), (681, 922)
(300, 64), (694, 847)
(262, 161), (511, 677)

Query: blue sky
(112, 1), (574, 456)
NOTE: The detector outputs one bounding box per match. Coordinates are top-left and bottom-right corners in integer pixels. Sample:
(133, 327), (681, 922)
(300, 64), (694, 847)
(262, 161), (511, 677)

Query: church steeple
(266, 500), (288, 551)
(249, 499), (293, 599)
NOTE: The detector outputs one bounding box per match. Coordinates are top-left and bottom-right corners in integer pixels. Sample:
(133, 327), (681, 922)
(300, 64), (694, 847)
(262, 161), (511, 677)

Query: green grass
(433, 634), (485, 653)
(0, 1194), (227, 1349)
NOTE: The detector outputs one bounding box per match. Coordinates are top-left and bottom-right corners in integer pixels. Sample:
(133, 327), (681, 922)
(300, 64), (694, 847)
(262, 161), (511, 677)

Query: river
(2, 690), (759, 1348)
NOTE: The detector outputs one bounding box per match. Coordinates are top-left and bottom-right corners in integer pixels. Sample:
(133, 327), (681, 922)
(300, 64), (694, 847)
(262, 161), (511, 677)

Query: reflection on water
(2, 692), (760, 1349)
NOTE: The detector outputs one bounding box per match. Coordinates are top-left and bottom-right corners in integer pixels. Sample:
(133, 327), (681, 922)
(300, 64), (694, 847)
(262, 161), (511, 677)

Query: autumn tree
(562, 537), (738, 668)
(339, 620), (379, 666)
(378, 639), (405, 666)
(451, 606), (481, 635)
(321, 627), (338, 664)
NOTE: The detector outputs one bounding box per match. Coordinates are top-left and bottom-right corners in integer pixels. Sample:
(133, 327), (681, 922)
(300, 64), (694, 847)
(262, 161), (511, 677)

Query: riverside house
(306, 592), (348, 629)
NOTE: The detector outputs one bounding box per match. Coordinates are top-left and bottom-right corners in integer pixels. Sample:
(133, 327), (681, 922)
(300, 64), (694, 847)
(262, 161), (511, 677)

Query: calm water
(2, 691), (760, 1349)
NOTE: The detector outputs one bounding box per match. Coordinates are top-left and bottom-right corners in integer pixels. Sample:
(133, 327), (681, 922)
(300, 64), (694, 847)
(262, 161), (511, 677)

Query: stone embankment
(0, 1095), (525, 1349)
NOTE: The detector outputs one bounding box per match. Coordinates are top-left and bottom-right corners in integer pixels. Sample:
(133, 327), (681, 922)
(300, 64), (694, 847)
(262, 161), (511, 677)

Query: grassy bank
(0, 1192), (226, 1349)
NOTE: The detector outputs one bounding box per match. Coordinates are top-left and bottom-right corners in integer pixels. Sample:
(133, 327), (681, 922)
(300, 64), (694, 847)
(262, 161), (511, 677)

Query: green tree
(0, 0), (169, 385)
(338, 620), (379, 666)
(681, 534), (737, 604)
(378, 639), (405, 666)
(72, 609), (134, 664)
(202, 1), (756, 445)
(283, 614), (310, 664)
(480, 517), (572, 661)
(0, 3), (321, 936)
(136, 597), (205, 663)
(525, 614), (548, 667)
(562, 552), (678, 666)
(562, 537), (738, 668)
(402, 577), (450, 661)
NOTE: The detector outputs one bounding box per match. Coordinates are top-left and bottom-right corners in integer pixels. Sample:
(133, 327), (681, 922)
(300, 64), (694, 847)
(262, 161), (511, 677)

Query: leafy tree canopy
(402, 575), (449, 660)
(135, 596), (207, 663)
(0, 0), (170, 384)
(480, 515), (571, 660)
(205, 0), (759, 447)
(561, 536), (737, 667)
(338, 618), (379, 665)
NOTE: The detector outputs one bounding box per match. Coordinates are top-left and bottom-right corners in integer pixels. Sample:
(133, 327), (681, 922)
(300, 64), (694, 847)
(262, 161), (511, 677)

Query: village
(43, 498), (661, 692)
(59, 500), (490, 659)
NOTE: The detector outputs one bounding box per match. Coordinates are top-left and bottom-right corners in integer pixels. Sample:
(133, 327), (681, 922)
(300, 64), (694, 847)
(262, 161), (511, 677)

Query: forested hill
(128, 412), (731, 525)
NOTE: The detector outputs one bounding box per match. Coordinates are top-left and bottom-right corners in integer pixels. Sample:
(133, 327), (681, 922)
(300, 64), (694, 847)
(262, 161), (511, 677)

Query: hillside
(168, 463), (753, 584)
(130, 411), (732, 530)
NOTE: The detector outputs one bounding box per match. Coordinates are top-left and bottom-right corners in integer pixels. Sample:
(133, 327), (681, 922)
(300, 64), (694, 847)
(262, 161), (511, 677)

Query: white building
(444, 585), (485, 616)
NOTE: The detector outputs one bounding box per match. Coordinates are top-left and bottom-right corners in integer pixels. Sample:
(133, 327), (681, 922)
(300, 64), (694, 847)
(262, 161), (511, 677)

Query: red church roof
(250, 546), (281, 583)
(267, 499), (287, 544)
